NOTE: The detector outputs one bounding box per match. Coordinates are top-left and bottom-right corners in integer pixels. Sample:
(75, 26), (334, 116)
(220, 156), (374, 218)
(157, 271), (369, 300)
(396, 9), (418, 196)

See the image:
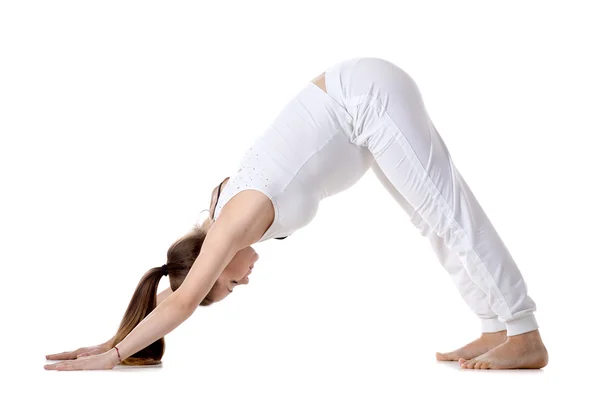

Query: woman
(44, 57), (548, 371)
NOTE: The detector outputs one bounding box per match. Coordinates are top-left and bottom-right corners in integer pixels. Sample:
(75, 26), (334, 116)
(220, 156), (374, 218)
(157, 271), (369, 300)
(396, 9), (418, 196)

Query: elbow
(170, 291), (198, 315)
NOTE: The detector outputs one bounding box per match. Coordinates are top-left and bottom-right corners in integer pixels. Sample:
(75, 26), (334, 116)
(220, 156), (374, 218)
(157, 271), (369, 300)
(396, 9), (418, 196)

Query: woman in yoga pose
(45, 57), (548, 371)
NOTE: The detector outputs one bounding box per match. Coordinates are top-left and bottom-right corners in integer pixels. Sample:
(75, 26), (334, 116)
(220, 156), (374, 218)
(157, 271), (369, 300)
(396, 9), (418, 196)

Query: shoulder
(211, 189), (275, 247)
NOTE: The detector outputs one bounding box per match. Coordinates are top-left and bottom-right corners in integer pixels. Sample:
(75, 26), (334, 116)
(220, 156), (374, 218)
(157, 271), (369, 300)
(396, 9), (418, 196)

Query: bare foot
(459, 329), (548, 369)
(436, 330), (507, 361)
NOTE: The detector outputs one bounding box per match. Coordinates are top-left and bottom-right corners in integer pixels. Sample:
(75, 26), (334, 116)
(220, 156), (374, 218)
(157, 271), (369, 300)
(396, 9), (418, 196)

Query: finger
(48, 360), (74, 371)
(44, 362), (61, 370)
(48, 349), (81, 360)
(46, 352), (75, 360)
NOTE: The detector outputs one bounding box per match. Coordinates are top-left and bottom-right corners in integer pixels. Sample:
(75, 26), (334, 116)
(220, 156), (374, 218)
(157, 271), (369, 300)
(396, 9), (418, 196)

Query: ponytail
(107, 266), (167, 366)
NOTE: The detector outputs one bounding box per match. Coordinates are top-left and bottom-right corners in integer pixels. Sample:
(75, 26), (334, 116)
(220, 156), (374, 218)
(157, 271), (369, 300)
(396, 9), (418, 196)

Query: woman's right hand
(46, 342), (111, 361)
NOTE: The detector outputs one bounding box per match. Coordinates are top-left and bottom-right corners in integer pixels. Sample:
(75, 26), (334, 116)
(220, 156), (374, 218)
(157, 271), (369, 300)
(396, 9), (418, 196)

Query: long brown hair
(106, 219), (217, 366)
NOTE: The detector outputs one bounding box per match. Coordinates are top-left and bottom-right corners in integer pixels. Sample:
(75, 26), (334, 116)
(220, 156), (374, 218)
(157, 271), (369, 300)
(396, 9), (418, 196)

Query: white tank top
(214, 59), (374, 242)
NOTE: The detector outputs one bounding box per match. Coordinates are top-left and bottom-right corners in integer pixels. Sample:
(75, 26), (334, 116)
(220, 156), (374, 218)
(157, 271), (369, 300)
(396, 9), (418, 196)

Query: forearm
(113, 291), (194, 361)
(100, 288), (172, 351)
(111, 224), (242, 362)
(156, 287), (173, 306)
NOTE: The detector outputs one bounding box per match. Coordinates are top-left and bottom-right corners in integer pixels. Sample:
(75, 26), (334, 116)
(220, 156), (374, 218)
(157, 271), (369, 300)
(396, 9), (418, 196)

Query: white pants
(327, 57), (538, 336)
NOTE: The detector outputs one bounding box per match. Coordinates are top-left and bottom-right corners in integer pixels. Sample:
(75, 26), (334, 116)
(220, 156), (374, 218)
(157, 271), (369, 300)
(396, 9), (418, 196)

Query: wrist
(108, 347), (121, 366)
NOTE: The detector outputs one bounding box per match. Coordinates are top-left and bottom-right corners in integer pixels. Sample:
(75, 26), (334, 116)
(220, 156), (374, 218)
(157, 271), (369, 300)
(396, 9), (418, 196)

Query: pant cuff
(504, 314), (539, 336)
(481, 317), (506, 333)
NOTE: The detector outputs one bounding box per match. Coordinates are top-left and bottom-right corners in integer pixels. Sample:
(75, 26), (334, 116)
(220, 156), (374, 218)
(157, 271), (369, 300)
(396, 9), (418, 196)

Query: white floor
(34, 342), (593, 400)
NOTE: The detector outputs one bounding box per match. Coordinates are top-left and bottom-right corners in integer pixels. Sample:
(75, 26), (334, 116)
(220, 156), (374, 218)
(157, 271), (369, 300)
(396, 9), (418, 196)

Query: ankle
(481, 330), (507, 339)
(507, 329), (542, 343)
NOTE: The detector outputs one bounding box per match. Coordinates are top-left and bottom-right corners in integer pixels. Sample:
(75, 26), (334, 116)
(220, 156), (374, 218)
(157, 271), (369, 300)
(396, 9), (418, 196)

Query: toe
(474, 360), (485, 369)
(481, 361), (491, 369)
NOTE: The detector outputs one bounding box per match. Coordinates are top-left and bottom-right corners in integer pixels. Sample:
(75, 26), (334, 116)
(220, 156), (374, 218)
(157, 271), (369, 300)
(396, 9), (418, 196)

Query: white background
(1, 0), (598, 398)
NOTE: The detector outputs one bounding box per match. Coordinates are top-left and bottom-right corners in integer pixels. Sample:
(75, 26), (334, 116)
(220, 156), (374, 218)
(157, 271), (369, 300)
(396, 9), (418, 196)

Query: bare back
(311, 72), (327, 93)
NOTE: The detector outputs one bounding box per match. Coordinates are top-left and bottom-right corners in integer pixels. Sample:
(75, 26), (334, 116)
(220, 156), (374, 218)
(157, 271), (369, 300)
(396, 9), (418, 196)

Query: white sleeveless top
(214, 59), (374, 242)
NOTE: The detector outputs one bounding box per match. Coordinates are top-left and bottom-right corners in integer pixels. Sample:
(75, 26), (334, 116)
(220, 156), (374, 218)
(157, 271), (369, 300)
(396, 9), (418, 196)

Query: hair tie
(161, 264), (168, 276)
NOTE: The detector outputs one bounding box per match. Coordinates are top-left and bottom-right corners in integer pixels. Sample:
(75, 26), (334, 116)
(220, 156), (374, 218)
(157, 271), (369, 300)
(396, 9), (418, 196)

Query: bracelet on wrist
(114, 346), (122, 363)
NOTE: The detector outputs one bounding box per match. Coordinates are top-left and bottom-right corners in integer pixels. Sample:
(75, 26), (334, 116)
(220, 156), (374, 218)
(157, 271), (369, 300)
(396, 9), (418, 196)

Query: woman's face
(209, 246), (259, 303)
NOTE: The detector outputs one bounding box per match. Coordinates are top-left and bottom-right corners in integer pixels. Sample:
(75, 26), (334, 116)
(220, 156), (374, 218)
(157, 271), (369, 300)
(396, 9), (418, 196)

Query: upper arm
(175, 189), (274, 308)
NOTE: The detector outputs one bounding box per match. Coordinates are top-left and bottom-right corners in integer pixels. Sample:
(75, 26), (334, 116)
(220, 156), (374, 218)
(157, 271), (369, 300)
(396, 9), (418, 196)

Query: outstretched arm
(44, 189), (274, 370)
(109, 190), (275, 365)
(111, 224), (242, 362)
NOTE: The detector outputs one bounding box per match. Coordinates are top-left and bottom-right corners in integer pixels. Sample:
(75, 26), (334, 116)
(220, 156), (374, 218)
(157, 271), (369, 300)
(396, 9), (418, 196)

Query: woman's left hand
(44, 348), (119, 371)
